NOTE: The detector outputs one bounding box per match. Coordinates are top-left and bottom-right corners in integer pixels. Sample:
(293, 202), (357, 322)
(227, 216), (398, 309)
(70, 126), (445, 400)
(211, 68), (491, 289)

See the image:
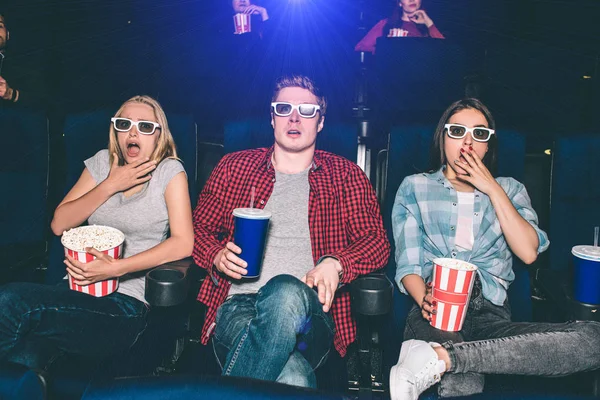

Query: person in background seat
(0, 11), (50, 109)
(355, 0), (444, 54)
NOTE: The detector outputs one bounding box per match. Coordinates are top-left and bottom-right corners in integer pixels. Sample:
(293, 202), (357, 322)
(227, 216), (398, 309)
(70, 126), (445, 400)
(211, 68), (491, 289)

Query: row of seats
(0, 108), (362, 400)
(1, 108), (599, 399)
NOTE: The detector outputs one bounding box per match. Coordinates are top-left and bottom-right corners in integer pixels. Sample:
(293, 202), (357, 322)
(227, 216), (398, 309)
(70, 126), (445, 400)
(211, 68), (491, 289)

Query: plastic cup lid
(572, 245), (600, 262)
(433, 258), (478, 271)
(233, 208), (272, 220)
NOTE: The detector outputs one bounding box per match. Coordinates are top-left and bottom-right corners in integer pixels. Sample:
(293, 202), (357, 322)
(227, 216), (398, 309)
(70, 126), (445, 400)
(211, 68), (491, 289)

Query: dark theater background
(1, 0), (600, 398)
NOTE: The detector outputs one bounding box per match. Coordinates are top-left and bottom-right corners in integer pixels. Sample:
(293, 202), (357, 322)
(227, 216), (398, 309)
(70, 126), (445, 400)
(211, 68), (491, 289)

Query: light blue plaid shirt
(392, 168), (549, 306)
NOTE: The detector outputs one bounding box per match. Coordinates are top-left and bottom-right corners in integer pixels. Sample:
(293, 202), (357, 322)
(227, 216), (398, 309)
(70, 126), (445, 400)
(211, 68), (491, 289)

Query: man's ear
(270, 112), (274, 129)
(317, 116), (325, 133)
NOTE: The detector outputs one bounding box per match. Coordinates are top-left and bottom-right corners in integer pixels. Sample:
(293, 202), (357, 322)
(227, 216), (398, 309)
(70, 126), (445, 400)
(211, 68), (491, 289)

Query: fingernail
(432, 300), (437, 306)
(432, 310), (437, 315)
(460, 148), (464, 153)
(469, 146), (473, 151)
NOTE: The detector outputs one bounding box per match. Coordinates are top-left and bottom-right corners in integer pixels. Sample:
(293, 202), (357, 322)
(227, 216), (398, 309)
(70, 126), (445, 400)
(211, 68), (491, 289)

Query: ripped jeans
(404, 277), (600, 397)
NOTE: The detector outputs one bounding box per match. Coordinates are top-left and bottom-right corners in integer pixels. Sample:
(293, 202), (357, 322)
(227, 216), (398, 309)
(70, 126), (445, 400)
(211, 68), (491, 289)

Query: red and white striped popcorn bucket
(64, 245), (122, 297)
(61, 225), (124, 297)
(430, 258), (478, 332)
(388, 28), (409, 37)
(233, 13), (252, 34)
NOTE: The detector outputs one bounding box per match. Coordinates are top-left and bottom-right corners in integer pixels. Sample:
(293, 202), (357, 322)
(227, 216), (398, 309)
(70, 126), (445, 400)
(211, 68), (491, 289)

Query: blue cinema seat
(0, 362), (47, 400)
(224, 119), (358, 162)
(379, 125), (591, 398)
(0, 109), (49, 283)
(549, 134), (600, 272)
(81, 374), (347, 400)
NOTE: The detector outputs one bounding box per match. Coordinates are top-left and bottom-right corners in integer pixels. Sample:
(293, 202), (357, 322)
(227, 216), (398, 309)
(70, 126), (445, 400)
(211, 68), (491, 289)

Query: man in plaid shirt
(192, 76), (389, 387)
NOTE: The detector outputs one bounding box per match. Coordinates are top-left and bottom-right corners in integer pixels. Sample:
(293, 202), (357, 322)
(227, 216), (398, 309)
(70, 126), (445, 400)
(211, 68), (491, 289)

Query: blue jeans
(212, 275), (335, 388)
(405, 277), (600, 397)
(0, 281), (148, 370)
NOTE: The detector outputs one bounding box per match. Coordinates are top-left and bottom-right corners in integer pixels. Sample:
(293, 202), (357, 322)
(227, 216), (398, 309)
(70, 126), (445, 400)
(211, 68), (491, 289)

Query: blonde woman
(0, 96), (193, 369)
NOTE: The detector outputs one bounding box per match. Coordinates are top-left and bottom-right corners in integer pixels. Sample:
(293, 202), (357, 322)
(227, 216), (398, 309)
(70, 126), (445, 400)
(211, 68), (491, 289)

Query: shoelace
(413, 358), (443, 393)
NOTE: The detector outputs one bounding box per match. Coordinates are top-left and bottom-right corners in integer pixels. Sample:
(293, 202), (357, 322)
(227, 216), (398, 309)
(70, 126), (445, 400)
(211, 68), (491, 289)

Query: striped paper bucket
(62, 225), (124, 297)
(430, 258), (478, 332)
(233, 13), (251, 34)
(64, 245), (122, 297)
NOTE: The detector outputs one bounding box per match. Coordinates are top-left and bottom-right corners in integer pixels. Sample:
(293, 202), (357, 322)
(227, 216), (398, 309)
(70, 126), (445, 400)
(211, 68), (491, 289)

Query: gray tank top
(83, 149), (186, 303)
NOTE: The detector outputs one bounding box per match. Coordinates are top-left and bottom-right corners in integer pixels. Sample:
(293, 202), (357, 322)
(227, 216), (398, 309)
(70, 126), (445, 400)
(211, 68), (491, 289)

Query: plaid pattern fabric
(392, 168), (549, 306)
(193, 147), (390, 356)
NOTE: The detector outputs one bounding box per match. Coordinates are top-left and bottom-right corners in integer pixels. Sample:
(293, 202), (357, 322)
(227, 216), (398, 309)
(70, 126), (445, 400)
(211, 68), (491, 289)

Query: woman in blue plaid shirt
(389, 98), (600, 399)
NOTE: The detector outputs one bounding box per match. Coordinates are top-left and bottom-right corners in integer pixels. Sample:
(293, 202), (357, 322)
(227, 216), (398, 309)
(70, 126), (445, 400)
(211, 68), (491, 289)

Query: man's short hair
(271, 76), (327, 117)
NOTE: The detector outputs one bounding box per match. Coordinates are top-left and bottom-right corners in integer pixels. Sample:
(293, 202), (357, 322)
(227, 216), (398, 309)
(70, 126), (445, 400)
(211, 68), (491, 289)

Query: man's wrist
(326, 257), (343, 277)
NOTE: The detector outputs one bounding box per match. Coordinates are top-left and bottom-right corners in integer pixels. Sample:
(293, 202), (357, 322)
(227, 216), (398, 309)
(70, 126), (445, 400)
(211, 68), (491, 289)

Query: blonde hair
(108, 95), (178, 166)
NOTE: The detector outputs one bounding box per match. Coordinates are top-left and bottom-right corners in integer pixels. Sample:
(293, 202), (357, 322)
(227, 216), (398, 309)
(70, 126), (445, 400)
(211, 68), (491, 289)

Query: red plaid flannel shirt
(192, 146), (390, 357)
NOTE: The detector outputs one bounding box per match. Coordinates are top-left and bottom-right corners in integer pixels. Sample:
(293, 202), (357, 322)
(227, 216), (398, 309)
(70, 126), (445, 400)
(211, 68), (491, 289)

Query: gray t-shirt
(82, 149), (185, 304)
(229, 167), (314, 295)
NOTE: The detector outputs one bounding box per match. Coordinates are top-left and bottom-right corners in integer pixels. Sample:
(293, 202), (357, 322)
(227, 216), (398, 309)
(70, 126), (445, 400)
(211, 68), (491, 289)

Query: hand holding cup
(420, 282), (437, 321)
(214, 242), (248, 280)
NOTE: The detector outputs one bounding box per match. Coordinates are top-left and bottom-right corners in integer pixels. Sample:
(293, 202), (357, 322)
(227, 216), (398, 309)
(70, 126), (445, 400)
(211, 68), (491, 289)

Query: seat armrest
(145, 257), (194, 307)
(351, 273), (393, 316)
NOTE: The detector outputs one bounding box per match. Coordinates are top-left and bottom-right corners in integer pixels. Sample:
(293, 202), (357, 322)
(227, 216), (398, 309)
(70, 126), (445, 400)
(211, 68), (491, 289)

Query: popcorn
(62, 225), (124, 297)
(61, 225), (124, 252)
(433, 258), (477, 271)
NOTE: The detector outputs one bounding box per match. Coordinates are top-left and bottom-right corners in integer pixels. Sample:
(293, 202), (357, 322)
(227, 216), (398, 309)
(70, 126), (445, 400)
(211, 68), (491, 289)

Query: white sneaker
(389, 340), (447, 400)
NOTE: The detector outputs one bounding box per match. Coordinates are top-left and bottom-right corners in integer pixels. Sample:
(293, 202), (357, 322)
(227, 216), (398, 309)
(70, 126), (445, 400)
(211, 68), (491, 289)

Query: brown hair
(271, 76), (327, 118)
(430, 98), (498, 174)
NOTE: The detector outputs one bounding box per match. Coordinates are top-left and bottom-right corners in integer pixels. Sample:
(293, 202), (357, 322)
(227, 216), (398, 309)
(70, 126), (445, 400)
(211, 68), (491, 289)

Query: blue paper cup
(233, 208), (272, 278)
(572, 245), (600, 305)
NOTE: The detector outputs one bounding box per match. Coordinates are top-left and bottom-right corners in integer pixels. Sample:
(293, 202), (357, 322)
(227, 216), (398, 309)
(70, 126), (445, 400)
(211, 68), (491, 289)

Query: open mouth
(126, 141), (141, 158)
(287, 130), (301, 137)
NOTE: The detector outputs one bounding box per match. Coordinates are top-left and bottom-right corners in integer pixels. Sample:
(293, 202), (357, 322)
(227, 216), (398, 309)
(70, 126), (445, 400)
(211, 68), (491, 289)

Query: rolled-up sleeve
(502, 178), (550, 254)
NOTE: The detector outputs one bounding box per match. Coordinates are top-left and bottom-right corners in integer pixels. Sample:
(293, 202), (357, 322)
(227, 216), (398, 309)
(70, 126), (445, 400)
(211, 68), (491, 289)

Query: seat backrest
(0, 109), (49, 278)
(45, 110), (197, 284)
(382, 125), (530, 337)
(374, 39), (473, 117)
(196, 142), (225, 196)
(224, 119), (358, 162)
(549, 134), (600, 271)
